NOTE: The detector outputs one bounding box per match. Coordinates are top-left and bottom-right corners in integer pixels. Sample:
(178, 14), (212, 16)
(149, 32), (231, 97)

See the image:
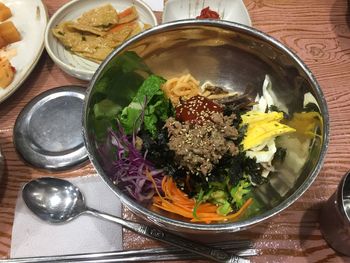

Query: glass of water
(319, 170), (350, 256)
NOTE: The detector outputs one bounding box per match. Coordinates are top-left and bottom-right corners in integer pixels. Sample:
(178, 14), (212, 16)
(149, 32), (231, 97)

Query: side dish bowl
(44, 0), (157, 81)
(162, 0), (252, 26)
(83, 20), (329, 233)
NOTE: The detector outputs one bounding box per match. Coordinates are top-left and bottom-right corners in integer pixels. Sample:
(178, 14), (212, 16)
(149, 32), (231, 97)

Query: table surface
(1, 0), (350, 262)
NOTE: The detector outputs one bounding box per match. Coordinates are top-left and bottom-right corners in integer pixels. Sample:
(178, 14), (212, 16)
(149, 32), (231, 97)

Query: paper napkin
(10, 175), (123, 258)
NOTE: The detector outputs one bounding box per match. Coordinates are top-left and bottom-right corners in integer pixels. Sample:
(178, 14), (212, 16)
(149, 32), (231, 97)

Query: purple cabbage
(107, 120), (164, 203)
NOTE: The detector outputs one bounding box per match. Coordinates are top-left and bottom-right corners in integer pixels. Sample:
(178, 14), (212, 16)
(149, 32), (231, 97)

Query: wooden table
(1, 0), (350, 262)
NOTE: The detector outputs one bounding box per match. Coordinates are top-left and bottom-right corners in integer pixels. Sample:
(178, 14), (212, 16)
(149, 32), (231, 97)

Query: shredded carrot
(117, 6), (138, 24)
(149, 175), (253, 224)
(118, 6), (134, 19)
(108, 21), (138, 33)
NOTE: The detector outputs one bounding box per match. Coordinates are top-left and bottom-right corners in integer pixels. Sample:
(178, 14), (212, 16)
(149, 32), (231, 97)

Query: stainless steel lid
(14, 85), (88, 171)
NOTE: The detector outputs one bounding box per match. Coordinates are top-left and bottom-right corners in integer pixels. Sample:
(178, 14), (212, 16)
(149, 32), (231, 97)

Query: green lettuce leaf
(119, 75), (170, 136)
(90, 51), (150, 141)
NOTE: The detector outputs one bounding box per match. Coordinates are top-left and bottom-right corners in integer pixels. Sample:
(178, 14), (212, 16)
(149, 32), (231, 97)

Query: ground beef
(165, 112), (238, 175)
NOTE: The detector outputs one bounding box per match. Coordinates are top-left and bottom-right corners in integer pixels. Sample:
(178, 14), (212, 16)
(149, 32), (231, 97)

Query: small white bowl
(162, 0), (252, 26)
(45, 0), (158, 81)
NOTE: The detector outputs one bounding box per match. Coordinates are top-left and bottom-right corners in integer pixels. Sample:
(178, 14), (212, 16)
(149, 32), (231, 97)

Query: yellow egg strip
(241, 111), (283, 125)
(241, 110), (296, 151)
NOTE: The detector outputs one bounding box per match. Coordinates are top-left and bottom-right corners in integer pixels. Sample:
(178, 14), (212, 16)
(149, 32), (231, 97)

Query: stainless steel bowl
(83, 20), (329, 233)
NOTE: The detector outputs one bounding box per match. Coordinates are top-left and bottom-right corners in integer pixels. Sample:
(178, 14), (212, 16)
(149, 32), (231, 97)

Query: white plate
(162, 0), (252, 26)
(45, 0), (158, 81)
(0, 0), (48, 104)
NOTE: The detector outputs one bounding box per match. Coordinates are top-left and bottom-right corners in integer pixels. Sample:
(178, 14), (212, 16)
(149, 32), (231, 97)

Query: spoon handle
(85, 208), (249, 263)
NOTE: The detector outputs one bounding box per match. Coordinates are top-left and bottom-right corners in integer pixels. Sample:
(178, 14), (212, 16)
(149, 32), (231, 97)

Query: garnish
(152, 176), (253, 223)
(196, 7), (220, 19)
(119, 75), (170, 137)
(108, 121), (164, 203)
(175, 95), (222, 124)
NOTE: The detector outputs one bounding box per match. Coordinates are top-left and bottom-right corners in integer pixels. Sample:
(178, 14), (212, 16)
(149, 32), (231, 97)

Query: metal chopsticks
(1, 240), (257, 262)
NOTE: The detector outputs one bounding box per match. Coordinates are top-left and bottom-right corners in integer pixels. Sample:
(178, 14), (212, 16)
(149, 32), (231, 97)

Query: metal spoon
(22, 177), (249, 263)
